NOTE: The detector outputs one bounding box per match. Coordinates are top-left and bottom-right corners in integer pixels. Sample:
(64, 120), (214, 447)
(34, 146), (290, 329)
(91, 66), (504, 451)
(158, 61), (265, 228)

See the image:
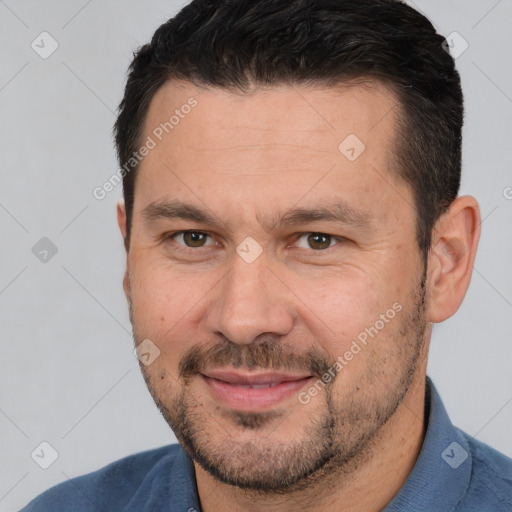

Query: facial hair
(130, 271), (428, 493)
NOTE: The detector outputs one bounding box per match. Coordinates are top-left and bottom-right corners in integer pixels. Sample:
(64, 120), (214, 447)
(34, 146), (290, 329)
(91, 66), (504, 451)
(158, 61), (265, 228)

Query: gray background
(0, 0), (511, 509)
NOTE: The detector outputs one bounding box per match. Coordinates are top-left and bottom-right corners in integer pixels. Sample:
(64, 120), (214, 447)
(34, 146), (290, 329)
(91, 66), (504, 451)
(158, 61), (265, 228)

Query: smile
(200, 369), (313, 411)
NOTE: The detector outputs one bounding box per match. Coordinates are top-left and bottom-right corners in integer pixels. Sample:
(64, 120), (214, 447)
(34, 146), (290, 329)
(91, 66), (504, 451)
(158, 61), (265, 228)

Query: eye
(295, 232), (339, 250)
(169, 231), (216, 248)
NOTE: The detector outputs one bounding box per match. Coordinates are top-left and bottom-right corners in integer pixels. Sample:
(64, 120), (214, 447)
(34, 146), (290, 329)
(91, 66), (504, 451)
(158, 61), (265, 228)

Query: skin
(117, 80), (480, 512)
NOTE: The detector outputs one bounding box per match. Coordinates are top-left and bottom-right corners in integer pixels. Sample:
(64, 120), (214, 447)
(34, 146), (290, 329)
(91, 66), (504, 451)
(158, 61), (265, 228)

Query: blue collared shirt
(22, 378), (512, 511)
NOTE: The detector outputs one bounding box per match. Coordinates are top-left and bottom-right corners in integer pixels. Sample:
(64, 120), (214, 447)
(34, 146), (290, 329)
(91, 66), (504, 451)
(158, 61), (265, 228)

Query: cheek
(299, 263), (409, 362)
(128, 258), (216, 352)
(299, 271), (380, 350)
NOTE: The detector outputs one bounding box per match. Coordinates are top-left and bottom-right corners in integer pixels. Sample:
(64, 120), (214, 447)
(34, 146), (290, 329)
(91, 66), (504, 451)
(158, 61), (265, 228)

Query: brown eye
(183, 231), (207, 247)
(295, 233), (335, 250)
(173, 231), (211, 247)
(307, 233), (332, 250)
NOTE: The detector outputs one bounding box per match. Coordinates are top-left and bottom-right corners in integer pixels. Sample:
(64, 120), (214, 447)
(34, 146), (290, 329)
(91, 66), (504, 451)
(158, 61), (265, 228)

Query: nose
(204, 253), (295, 345)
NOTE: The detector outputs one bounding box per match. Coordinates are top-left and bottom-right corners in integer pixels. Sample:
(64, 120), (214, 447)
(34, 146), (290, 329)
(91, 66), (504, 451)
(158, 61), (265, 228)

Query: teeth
(232, 383), (279, 389)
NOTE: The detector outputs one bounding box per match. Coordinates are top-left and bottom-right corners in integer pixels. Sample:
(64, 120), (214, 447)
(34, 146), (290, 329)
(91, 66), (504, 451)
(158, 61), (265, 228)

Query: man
(23, 0), (512, 510)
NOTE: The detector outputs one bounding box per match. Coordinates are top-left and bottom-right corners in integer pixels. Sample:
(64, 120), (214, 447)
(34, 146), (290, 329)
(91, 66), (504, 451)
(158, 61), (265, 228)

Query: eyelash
(164, 230), (345, 253)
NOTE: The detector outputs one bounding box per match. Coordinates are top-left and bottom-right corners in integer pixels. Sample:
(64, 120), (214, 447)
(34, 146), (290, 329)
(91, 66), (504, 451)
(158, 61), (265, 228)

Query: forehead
(144, 79), (399, 154)
(134, 79), (412, 230)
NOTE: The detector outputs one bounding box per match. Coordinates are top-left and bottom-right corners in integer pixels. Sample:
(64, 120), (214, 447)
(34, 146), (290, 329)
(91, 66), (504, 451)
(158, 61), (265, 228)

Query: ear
(427, 196), (480, 323)
(117, 199), (131, 298)
(117, 198), (128, 242)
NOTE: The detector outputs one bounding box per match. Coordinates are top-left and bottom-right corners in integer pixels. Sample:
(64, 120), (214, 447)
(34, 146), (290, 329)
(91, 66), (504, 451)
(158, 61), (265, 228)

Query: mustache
(179, 338), (334, 380)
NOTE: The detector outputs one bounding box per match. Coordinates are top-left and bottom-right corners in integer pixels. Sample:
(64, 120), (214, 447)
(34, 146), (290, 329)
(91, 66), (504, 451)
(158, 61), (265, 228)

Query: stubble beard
(130, 272), (428, 494)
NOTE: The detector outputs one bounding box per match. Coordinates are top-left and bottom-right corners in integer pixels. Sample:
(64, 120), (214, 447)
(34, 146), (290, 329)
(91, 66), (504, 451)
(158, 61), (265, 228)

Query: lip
(200, 369), (313, 410)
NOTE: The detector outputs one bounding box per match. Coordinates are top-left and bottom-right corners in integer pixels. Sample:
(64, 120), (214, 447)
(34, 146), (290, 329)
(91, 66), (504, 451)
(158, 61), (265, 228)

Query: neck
(194, 374), (428, 512)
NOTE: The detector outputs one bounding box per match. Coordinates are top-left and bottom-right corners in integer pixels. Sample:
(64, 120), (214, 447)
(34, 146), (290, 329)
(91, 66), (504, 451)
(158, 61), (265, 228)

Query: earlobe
(427, 196), (481, 323)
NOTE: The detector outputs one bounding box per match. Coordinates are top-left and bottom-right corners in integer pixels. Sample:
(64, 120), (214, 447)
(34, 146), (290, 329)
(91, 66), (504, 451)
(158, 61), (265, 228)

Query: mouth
(200, 369), (313, 411)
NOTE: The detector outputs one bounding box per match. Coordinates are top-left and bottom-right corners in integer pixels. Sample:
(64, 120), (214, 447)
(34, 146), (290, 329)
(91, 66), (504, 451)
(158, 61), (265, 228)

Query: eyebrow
(141, 199), (373, 232)
(274, 204), (372, 231)
(142, 200), (220, 226)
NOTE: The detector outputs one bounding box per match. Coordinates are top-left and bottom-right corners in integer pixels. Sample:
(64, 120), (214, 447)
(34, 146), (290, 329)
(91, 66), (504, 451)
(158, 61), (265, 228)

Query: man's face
(122, 81), (429, 490)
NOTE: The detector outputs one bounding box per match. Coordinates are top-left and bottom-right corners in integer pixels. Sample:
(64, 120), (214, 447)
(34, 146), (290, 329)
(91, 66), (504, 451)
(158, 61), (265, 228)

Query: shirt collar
(383, 377), (472, 511)
(171, 447), (202, 511)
